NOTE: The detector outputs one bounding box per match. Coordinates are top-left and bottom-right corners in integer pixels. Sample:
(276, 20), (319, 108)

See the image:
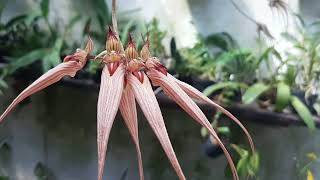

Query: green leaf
(200, 127), (208, 138)
(40, 0), (49, 18)
(65, 15), (81, 34)
(7, 49), (48, 74)
(281, 32), (299, 43)
(242, 83), (270, 104)
(203, 82), (246, 96)
(248, 152), (260, 176)
(120, 19), (136, 45)
(217, 126), (230, 136)
(284, 65), (297, 86)
(205, 32), (238, 51)
(275, 82), (291, 112)
(0, 176), (9, 180)
(25, 10), (42, 26)
(291, 96), (315, 130)
(0, 79), (8, 89)
(42, 38), (63, 72)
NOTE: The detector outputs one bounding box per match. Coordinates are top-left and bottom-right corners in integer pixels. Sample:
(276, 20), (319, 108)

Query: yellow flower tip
(140, 33), (151, 62)
(106, 26), (122, 53)
(125, 33), (139, 60)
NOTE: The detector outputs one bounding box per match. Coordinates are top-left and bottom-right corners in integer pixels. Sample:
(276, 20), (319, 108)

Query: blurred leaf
(0, 79), (8, 89)
(307, 170), (314, 180)
(65, 15), (81, 34)
(291, 96), (315, 130)
(231, 144), (260, 177)
(40, 0), (49, 18)
(284, 65), (297, 86)
(217, 126), (230, 136)
(25, 11), (42, 26)
(82, 17), (92, 35)
(0, 176), (9, 180)
(294, 14), (306, 28)
(120, 19), (136, 45)
(242, 83), (270, 104)
(4, 14), (27, 28)
(42, 38), (63, 72)
(205, 32), (238, 51)
(203, 82), (246, 96)
(248, 152), (260, 176)
(7, 49), (47, 75)
(275, 82), (291, 112)
(200, 127), (208, 138)
(281, 32), (299, 43)
(87, 60), (102, 74)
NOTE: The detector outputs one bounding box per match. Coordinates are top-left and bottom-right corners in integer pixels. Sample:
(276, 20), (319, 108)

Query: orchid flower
(0, 37), (93, 123)
(0, 1), (255, 179)
(93, 24), (255, 179)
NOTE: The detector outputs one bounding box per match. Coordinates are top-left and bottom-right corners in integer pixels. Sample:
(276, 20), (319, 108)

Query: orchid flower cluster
(0, 1), (255, 180)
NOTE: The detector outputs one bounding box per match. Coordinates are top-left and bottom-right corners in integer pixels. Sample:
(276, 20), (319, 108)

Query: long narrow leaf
(203, 82), (246, 96)
(242, 83), (270, 104)
(291, 96), (315, 130)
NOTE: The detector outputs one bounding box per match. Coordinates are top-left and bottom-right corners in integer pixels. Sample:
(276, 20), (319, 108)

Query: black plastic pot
(203, 136), (228, 158)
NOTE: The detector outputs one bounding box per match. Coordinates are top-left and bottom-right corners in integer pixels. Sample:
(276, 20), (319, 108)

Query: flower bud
(125, 34), (139, 60)
(106, 27), (122, 53)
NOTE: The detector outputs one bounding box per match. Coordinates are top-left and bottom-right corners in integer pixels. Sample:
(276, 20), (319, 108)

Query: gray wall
(0, 85), (320, 180)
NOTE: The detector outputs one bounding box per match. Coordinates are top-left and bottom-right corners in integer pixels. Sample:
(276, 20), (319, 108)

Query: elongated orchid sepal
(148, 70), (239, 180)
(0, 38), (93, 123)
(97, 65), (125, 180)
(128, 73), (186, 180)
(119, 86), (144, 180)
(173, 77), (255, 152)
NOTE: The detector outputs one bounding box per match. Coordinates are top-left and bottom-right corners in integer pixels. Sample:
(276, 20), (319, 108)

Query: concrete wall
(1, 84), (320, 180)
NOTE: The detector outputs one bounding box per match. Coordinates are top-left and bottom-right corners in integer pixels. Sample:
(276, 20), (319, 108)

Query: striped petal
(128, 73), (186, 180)
(0, 61), (82, 123)
(119, 86), (144, 180)
(148, 70), (239, 180)
(173, 75), (255, 152)
(97, 65), (125, 180)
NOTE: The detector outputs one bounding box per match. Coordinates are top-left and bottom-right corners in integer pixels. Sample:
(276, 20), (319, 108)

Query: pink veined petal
(128, 73), (186, 180)
(173, 75), (255, 152)
(0, 61), (82, 123)
(148, 70), (239, 180)
(97, 65), (125, 180)
(119, 86), (144, 180)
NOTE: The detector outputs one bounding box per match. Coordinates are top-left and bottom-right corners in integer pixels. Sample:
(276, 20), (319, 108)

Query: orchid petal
(173, 76), (255, 152)
(128, 73), (186, 180)
(0, 61), (82, 123)
(95, 50), (108, 60)
(148, 70), (239, 180)
(97, 65), (125, 180)
(119, 86), (144, 180)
